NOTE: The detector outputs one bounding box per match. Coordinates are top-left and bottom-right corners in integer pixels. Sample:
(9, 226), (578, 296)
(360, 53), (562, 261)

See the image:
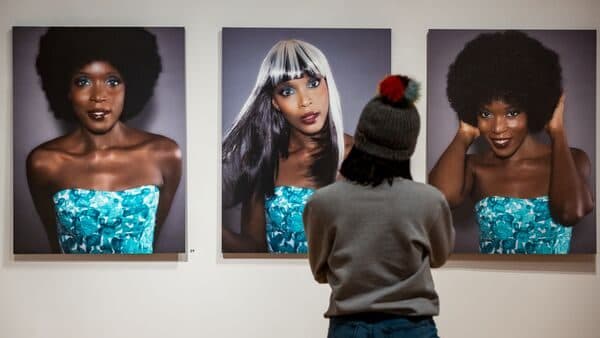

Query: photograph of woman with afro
(13, 27), (185, 254)
(427, 30), (596, 254)
(221, 28), (390, 254)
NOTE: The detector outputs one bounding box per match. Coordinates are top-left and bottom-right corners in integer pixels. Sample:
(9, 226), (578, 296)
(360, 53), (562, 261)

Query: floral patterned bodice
(53, 185), (159, 254)
(475, 196), (572, 254)
(265, 186), (315, 253)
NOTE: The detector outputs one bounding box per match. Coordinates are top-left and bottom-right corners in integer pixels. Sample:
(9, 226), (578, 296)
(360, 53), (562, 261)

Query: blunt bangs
(265, 40), (325, 86)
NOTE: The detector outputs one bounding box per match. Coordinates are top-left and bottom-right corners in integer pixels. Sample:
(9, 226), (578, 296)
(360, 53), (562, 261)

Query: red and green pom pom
(378, 75), (420, 104)
(379, 75), (406, 103)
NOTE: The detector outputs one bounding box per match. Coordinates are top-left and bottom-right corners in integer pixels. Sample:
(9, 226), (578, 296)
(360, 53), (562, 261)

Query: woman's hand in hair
(457, 120), (480, 146)
(546, 94), (566, 139)
(428, 120), (477, 208)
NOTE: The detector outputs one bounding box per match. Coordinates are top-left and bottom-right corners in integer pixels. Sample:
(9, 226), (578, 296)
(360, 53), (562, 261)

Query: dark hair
(340, 147), (412, 187)
(222, 85), (338, 207)
(222, 40), (343, 208)
(35, 27), (162, 121)
(446, 30), (562, 132)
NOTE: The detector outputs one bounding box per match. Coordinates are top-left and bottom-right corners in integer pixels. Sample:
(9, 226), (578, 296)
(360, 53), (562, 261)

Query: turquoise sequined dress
(475, 196), (572, 254)
(52, 185), (160, 254)
(265, 186), (315, 253)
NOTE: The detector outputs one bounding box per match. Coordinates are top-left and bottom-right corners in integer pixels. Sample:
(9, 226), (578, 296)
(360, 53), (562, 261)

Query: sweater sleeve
(303, 197), (332, 284)
(428, 198), (455, 268)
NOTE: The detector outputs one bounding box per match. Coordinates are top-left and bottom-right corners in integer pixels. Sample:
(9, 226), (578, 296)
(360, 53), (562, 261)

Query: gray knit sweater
(303, 178), (454, 317)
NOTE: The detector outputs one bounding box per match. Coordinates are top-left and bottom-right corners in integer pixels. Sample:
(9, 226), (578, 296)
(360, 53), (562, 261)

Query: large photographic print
(13, 27), (186, 254)
(222, 28), (391, 255)
(427, 29), (596, 254)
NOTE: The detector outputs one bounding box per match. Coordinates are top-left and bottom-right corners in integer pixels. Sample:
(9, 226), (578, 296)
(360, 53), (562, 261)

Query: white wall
(1, 1), (599, 337)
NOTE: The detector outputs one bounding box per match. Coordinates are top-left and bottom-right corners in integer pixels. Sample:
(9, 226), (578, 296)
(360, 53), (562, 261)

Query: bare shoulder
(133, 130), (181, 159)
(26, 135), (74, 173)
(27, 146), (55, 175)
(26, 137), (75, 187)
(149, 133), (181, 157)
(343, 133), (354, 158)
(570, 147), (591, 178)
(139, 132), (183, 174)
(570, 147), (590, 162)
(343, 133), (354, 147)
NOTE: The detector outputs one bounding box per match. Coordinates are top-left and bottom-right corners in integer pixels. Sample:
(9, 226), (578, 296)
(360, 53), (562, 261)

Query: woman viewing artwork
(428, 30), (595, 254)
(22, 27), (183, 254)
(222, 39), (351, 253)
(304, 74), (454, 338)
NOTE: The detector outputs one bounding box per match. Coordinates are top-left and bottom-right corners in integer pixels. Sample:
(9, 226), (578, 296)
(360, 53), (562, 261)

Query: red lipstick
(301, 112), (319, 125)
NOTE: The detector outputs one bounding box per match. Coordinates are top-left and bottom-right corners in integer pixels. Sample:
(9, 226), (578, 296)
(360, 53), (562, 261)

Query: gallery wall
(1, 0), (599, 337)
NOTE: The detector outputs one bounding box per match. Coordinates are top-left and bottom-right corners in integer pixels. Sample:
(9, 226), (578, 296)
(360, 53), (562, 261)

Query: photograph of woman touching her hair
(221, 28), (390, 254)
(427, 30), (595, 254)
(13, 27), (186, 254)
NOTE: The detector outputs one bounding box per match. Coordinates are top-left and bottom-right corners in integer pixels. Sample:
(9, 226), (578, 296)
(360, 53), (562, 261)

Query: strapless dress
(53, 185), (160, 254)
(475, 196), (572, 254)
(265, 186), (315, 253)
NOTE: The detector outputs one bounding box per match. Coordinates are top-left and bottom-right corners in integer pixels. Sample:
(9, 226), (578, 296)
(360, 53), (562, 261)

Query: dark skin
(429, 94), (593, 226)
(222, 131), (353, 252)
(27, 61), (182, 252)
(222, 76), (353, 252)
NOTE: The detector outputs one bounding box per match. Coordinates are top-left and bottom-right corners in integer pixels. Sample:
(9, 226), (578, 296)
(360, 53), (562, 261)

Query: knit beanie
(354, 74), (421, 161)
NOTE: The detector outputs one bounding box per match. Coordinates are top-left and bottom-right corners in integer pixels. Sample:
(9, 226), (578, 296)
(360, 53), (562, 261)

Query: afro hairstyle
(35, 27), (162, 121)
(446, 30), (562, 132)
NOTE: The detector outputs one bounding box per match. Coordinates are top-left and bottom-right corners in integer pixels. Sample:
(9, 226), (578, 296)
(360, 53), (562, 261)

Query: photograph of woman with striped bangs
(13, 27), (186, 255)
(221, 28), (390, 255)
(427, 30), (595, 255)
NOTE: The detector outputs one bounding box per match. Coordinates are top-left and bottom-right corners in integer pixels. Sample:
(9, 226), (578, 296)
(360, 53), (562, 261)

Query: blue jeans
(328, 314), (439, 338)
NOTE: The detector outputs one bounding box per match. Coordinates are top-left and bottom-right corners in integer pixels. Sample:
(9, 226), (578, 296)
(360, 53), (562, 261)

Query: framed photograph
(427, 29), (596, 254)
(221, 27), (391, 255)
(13, 27), (186, 254)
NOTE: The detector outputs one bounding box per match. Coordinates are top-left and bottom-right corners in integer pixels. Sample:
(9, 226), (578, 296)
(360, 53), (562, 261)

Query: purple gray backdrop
(13, 27), (186, 254)
(221, 28), (391, 251)
(427, 29), (596, 254)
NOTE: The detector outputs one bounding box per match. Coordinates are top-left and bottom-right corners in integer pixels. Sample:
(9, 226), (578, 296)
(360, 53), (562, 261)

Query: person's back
(304, 75), (455, 338)
(305, 177), (452, 316)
